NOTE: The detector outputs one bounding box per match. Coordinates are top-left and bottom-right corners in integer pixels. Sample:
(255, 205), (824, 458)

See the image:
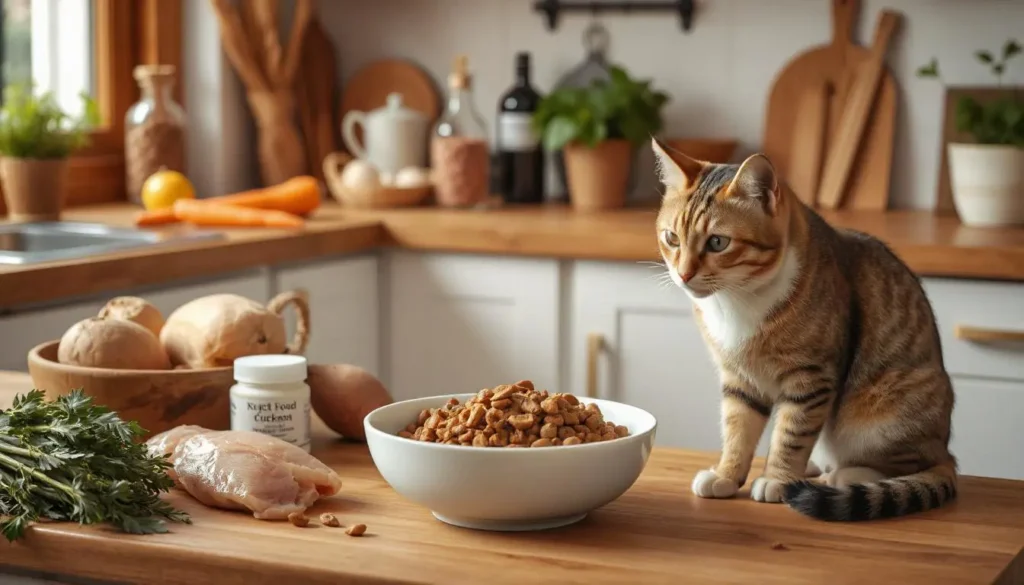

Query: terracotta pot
(0, 157), (69, 222)
(563, 140), (633, 211)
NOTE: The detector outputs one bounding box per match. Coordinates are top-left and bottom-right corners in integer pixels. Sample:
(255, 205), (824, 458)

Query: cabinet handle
(586, 333), (605, 398)
(955, 325), (1024, 344)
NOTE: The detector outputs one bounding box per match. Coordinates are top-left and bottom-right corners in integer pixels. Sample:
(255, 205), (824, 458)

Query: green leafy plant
(0, 82), (100, 159)
(0, 389), (190, 542)
(917, 39), (1023, 147)
(532, 65), (670, 151)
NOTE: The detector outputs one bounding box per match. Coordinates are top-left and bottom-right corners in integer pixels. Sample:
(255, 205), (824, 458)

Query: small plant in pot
(918, 39), (1024, 227)
(0, 83), (99, 222)
(533, 65), (669, 211)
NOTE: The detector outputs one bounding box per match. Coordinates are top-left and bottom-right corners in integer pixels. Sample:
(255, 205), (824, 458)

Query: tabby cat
(651, 138), (957, 521)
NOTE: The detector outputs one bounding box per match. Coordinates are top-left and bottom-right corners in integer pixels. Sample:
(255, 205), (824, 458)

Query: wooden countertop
(0, 371), (1021, 585)
(3, 202), (1024, 308)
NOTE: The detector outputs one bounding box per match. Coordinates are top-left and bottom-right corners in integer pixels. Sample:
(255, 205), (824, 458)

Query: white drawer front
(923, 278), (1024, 381)
(950, 376), (1024, 480)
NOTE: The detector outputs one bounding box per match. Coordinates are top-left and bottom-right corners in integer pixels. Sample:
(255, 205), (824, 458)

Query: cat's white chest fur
(691, 248), (801, 351)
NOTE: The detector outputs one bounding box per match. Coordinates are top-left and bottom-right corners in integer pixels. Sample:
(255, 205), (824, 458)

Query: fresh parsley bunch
(0, 389), (190, 542)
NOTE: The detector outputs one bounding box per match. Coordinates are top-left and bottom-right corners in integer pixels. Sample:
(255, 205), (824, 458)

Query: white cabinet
(569, 261), (771, 454)
(0, 271), (270, 372)
(950, 377), (1024, 480)
(385, 251), (560, 402)
(275, 254), (380, 376)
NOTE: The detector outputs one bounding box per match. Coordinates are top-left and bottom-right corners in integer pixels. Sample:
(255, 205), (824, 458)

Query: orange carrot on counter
(134, 175), (322, 227)
(171, 199), (305, 228)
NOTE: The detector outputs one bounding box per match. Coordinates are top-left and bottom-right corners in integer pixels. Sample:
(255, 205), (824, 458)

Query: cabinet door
(275, 255), (380, 376)
(0, 270), (270, 372)
(386, 252), (559, 402)
(950, 376), (1024, 480)
(570, 261), (772, 454)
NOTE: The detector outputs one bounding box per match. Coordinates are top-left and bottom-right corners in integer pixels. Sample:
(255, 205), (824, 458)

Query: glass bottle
(125, 65), (187, 204)
(431, 56), (491, 208)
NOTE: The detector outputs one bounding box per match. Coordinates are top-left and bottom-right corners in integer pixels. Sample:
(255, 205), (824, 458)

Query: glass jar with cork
(431, 56), (492, 208)
(125, 65), (186, 204)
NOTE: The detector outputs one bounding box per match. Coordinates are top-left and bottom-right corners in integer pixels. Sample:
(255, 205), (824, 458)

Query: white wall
(316, 0), (1024, 209)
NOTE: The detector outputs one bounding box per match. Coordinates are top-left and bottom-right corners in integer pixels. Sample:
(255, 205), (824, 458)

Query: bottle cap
(448, 55), (471, 90)
(515, 52), (530, 68)
(234, 354), (308, 385)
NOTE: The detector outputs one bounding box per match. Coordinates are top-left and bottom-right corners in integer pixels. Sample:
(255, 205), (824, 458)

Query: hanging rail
(533, 0), (696, 33)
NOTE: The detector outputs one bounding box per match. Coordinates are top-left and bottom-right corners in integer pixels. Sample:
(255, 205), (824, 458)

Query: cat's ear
(726, 153), (779, 214)
(652, 138), (703, 191)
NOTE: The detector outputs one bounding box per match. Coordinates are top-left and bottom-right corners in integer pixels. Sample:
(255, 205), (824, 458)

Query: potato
(58, 317), (171, 370)
(159, 292), (310, 369)
(308, 364), (393, 440)
(98, 296), (165, 337)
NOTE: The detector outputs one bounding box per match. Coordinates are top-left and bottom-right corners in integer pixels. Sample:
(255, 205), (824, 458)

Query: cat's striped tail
(781, 463), (958, 522)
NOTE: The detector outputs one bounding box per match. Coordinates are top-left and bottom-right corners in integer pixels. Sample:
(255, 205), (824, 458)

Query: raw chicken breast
(145, 426), (343, 520)
(146, 425), (206, 482)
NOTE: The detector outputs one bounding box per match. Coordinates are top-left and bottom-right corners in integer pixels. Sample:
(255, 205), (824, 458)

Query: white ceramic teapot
(342, 93), (429, 175)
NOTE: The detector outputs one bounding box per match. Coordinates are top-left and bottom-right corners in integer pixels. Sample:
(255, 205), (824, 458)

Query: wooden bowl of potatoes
(28, 340), (233, 439)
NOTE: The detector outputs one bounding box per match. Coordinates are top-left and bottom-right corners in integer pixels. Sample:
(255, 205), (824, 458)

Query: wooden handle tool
(816, 9), (901, 210)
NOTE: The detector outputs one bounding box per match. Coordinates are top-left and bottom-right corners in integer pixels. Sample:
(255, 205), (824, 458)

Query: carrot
(171, 199), (305, 228)
(214, 175), (322, 215)
(134, 175), (322, 227)
(135, 208), (176, 226)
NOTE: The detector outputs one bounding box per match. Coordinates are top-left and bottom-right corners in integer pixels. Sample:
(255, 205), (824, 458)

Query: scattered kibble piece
(320, 513), (341, 528)
(346, 523), (367, 537)
(397, 380), (631, 447)
(771, 542), (789, 551)
(288, 512), (309, 527)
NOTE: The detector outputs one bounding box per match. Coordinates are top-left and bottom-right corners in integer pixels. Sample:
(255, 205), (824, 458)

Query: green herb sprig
(532, 65), (670, 151)
(917, 39), (1023, 147)
(0, 389), (190, 542)
(0, 82), (100, 159)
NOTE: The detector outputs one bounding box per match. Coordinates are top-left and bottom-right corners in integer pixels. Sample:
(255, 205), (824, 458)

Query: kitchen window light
(0, 0), (182, 211)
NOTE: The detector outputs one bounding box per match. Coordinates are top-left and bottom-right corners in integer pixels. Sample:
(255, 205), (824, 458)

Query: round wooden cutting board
(339, 59), (441, 148)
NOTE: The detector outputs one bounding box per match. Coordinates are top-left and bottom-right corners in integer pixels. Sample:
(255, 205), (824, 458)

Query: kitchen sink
(0, 221), (225, 265)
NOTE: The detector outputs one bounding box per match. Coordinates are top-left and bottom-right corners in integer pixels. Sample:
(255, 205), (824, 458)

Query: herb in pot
(0, 82), (99, 158)
(917, 39), (1023, 147)
(532, 65), (670, 151)
(0, 389), (190, 542)
(531, 65), (670, 211)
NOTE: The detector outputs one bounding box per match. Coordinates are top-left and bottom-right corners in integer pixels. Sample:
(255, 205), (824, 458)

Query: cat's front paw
(750, 476), (788, 503)
(691, 469), (740, 499)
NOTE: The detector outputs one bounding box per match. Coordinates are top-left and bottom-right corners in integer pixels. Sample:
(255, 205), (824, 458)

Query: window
(0, 0), (182, 209)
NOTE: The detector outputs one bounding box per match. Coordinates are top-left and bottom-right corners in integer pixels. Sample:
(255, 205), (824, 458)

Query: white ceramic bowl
(363, 393), (657, 531)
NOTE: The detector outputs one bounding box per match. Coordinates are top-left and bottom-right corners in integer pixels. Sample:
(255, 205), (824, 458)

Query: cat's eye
(705, 235), (731, 253)
(660, 230), (680, 248)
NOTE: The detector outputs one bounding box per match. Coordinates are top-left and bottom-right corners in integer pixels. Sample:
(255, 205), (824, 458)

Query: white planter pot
(947, 143), (1024, 227)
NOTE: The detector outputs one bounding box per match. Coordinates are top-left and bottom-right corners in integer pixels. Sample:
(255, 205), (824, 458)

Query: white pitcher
(342, 93), (429, 174)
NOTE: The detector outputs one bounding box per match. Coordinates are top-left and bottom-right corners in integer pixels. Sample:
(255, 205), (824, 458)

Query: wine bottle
(496, 52), (545, 204)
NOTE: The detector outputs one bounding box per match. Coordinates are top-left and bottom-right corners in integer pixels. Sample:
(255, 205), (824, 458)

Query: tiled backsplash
(317, 0), (1024, 209)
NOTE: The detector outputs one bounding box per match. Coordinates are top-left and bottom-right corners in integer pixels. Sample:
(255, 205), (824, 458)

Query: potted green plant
(0, 83), (99, 222)
(918, 39), (1023, 227)
(533, 65), (669, 211)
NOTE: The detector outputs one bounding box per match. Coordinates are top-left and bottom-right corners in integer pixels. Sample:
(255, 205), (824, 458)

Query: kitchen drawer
(923, 278), (1024, 381)
(950, 376), (1024, 480)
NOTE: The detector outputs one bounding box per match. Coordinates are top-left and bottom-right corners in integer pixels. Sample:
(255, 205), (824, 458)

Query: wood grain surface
(3, 202), (1024, 309)
(0, 371), (1020, 585)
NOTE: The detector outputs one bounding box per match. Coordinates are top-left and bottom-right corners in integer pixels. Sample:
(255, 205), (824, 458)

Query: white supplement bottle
(230, 354), (311, 452)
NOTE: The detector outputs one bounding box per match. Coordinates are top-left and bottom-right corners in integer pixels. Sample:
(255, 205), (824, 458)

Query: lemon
(140, 168), (196, 210)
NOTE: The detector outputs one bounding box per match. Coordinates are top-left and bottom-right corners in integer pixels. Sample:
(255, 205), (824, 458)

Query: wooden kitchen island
(0, 373), (1021, 585)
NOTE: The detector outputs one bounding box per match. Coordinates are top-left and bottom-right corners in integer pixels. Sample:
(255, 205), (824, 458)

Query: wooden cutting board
(763, 0), (898, 210)
(817, 10), (902, 210)
(297, 19), (339, 182)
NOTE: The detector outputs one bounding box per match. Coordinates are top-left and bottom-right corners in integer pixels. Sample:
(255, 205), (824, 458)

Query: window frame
(0, 0), (183, 212)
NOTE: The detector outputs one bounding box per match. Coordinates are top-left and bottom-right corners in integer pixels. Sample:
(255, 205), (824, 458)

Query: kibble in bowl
(364, 381), (657, 532)
(398, 381), (631, 448)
